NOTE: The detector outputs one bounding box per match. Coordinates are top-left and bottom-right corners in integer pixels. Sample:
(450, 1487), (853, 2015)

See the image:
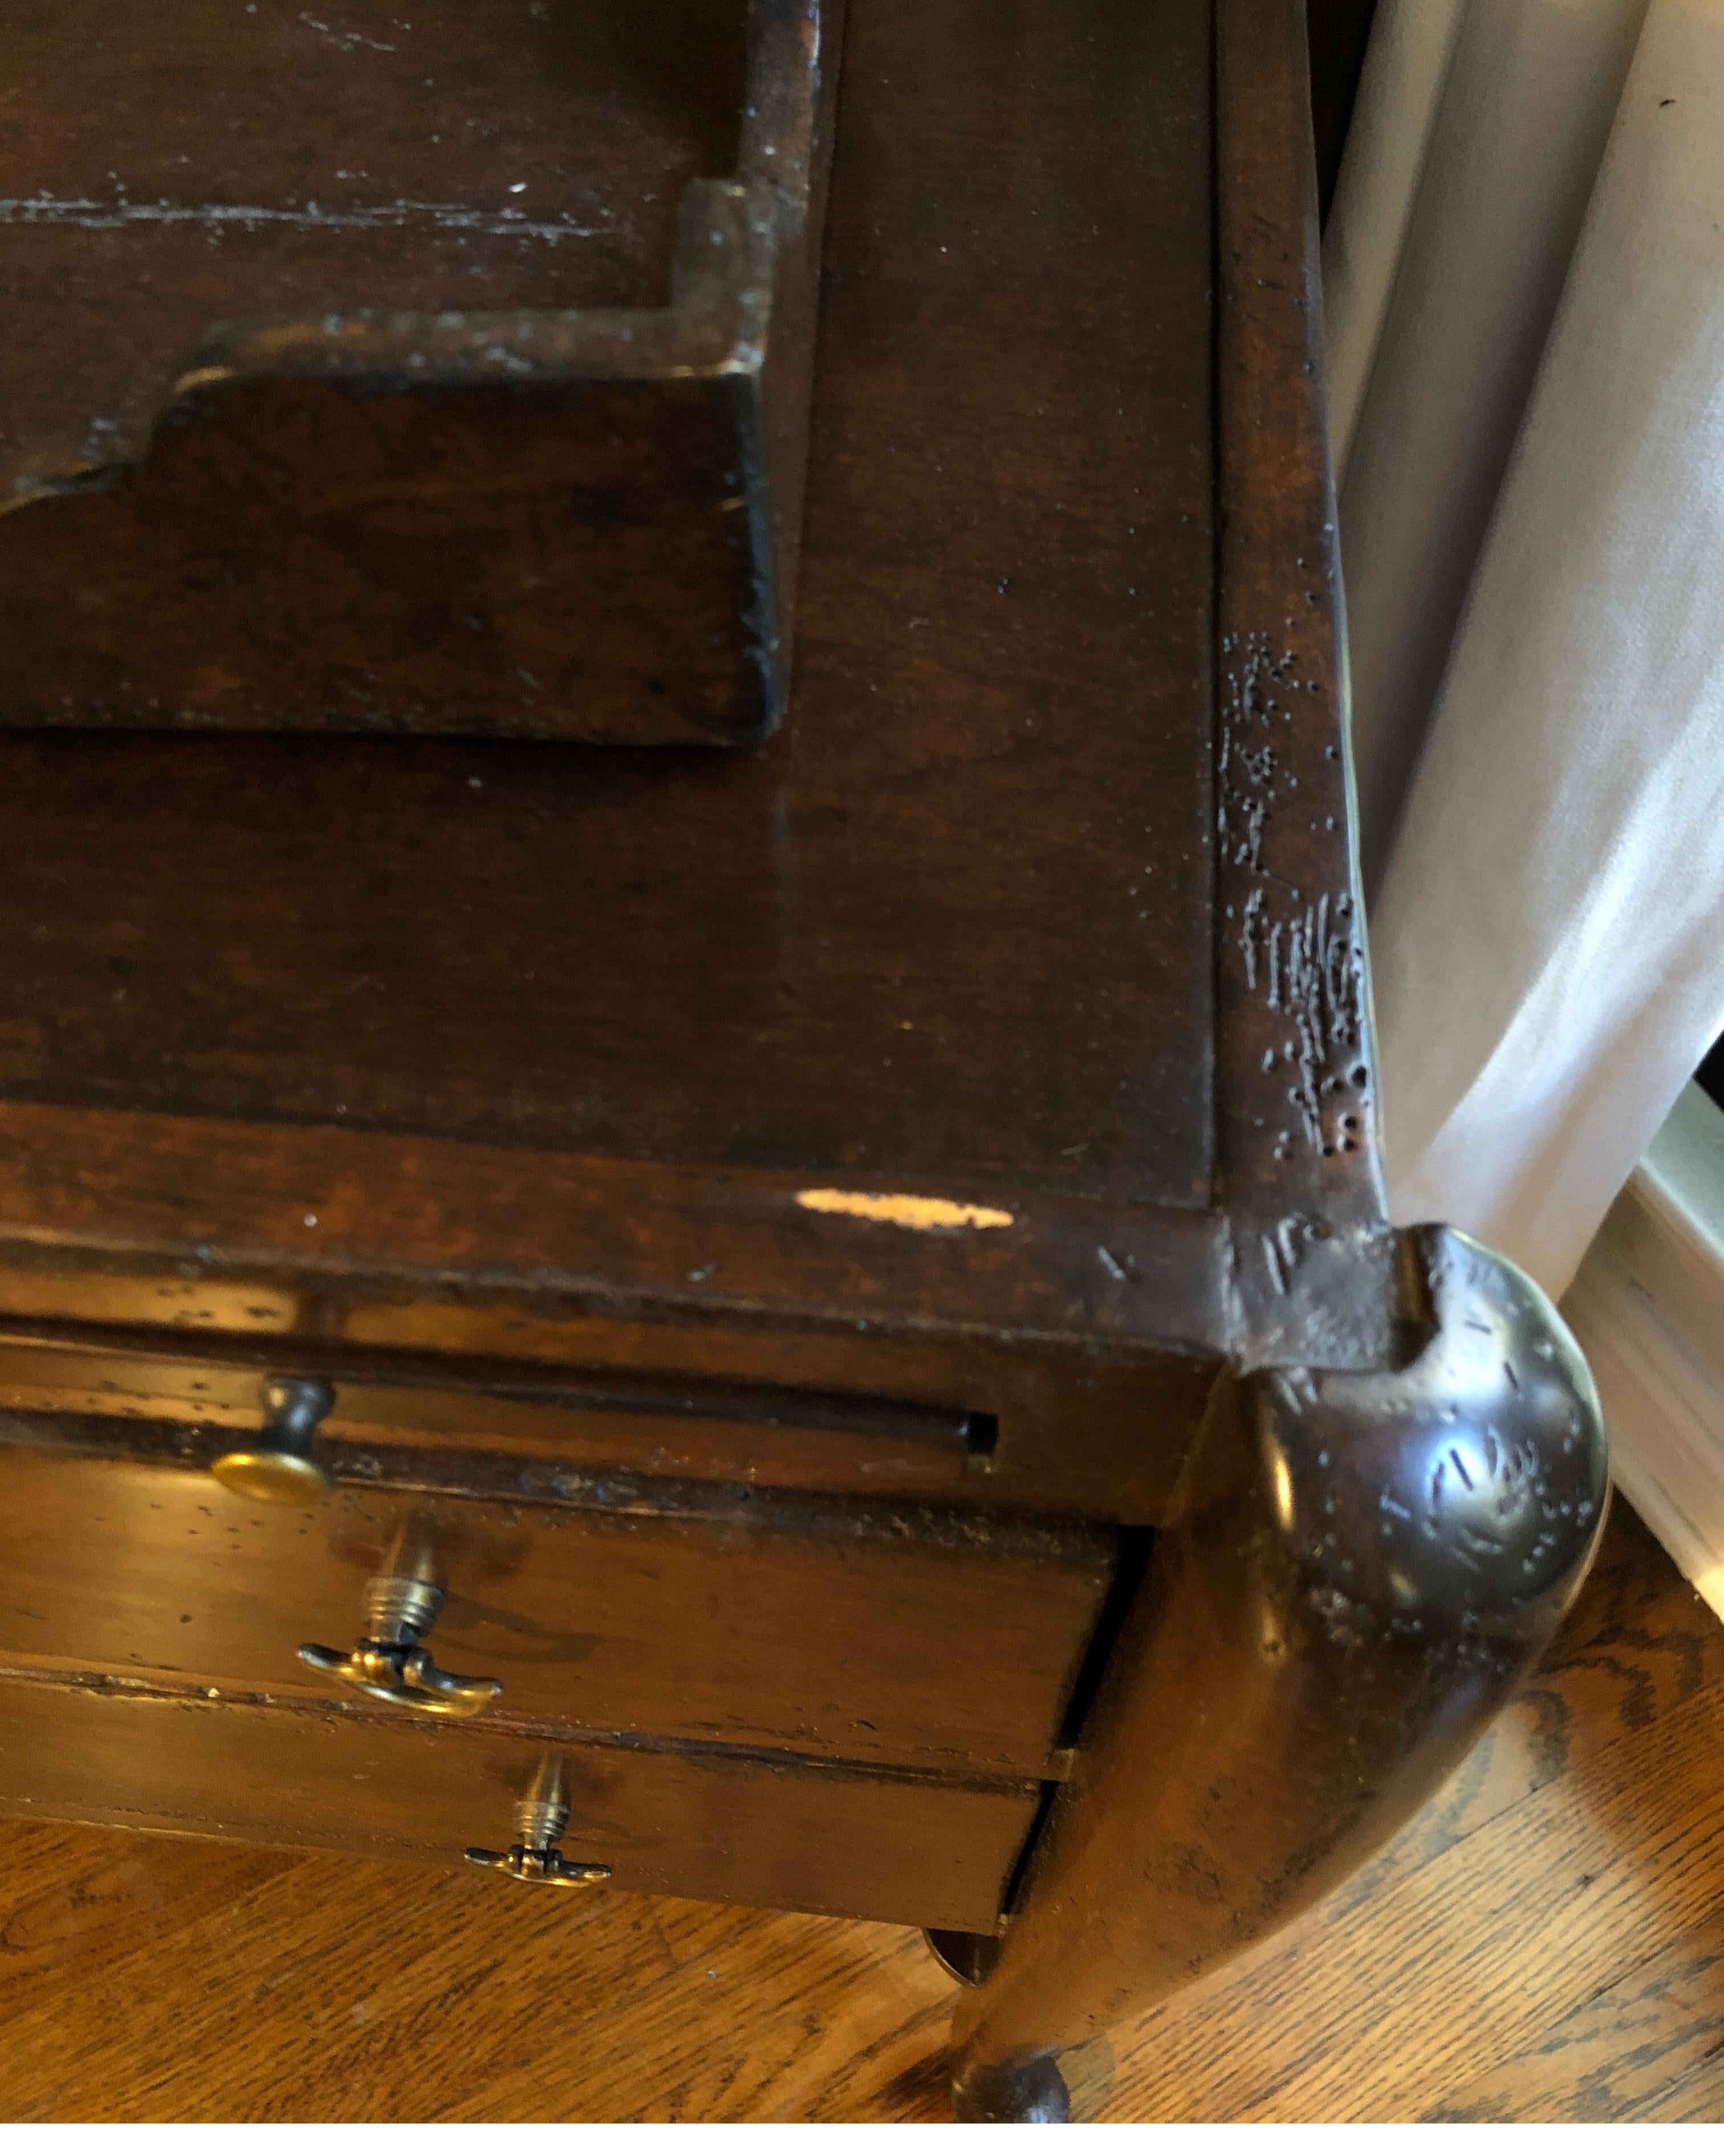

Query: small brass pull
(299, 1569), (501, 1719)
(212, 1377), (337, 1505)
(466, 1759), (611, 1889)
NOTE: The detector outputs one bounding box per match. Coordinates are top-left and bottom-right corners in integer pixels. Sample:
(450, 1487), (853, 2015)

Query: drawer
(0, 1673), (1034, 1932)
(0, 1319), (999, 1501)
(0, 1431), (1115, 1778)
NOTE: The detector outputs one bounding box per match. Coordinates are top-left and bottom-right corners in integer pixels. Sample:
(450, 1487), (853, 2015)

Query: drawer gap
(1054, 1526), (1155, 1754)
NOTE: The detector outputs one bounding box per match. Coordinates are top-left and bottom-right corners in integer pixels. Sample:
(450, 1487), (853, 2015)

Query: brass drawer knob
(466, 1759), (611, 1889)
(299, 1568), (501, 1719)
(212, 1377), (337, 1505)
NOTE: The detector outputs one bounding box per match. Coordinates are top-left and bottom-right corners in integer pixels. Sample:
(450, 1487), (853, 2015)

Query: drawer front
(0, 1323), (997, 1502)
(0, 1434), (1113, 1776)
(0, 1674), (1034, 1931)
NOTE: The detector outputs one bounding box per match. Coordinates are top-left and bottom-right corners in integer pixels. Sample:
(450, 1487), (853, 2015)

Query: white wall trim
(1562, 1082), (1724, 1620)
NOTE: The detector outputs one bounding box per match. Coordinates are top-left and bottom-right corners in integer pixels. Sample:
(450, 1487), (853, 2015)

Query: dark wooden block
(0, 0), (840, 742)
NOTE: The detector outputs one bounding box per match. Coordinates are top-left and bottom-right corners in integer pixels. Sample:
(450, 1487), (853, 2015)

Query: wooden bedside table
(0, 0), (1606, 2121)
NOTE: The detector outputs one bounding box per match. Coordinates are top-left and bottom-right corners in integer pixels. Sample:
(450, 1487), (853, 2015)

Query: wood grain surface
(0, 0), (751, 486)
(0, 0), (1217, 1207)
(0, 1677), (1036, 1936)
(0, 1443), (1113, 1776)
(0, 1500), (1717, 2122)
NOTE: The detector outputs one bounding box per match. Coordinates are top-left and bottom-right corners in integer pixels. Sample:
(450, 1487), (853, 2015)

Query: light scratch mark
(0, 196), (611, 243)
(300, 12), (397, 54)
(795, 1189), (1015, 1232)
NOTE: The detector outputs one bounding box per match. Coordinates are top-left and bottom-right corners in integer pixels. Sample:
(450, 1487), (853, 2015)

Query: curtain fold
(1328, 0), (1724, 1298)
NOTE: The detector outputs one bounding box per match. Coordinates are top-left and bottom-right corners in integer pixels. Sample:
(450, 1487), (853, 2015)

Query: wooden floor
(1, 1501), (1720, 2123)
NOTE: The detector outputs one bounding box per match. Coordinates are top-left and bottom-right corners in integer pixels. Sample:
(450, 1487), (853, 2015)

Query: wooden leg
(949, 1226), (1610, 2120)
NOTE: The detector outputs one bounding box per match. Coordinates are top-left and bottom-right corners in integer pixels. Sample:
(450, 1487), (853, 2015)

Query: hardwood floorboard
(1428, 1907), (1724, 2123)
(1628, 2048), (1724, 2123)
(0, 1503), (1719, 2122)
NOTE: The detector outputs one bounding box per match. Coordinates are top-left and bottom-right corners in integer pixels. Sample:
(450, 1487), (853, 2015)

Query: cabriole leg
(949, 1226), (1609, 2121)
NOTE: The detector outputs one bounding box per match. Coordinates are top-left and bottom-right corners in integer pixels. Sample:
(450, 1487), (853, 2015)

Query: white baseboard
(1561, 1082), (1724, 1622)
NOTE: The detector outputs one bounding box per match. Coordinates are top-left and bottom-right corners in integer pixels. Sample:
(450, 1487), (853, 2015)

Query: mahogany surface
(0, 0), (750, 491)
(0, 0), (836, 747)
(0, 0), (1215, 1210)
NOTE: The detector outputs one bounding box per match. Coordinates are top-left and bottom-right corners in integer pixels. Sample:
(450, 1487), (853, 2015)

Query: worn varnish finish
(0, 0), (1618, 2120)
(0, 0), (841, 743)
(1211, 0), (1386, 1368)
(0, 1506), (1713, 2123)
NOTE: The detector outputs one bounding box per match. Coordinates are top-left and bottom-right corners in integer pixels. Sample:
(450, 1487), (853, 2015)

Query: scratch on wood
(0, 198), (612, 243)
(795, 1190), (1015, 1232)
(299, 11), (398, 54)
(1239, 885), (1263, 988)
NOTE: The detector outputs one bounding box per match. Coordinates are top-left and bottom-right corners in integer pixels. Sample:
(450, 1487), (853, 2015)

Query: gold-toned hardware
(211, 1376), (337, 1504)
(298, 1546), (501, 1718)
(466, 1758), (612, 1888)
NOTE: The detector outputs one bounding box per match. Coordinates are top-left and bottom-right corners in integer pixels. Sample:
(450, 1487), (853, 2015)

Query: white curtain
(1328, 0), (1724, 1300)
